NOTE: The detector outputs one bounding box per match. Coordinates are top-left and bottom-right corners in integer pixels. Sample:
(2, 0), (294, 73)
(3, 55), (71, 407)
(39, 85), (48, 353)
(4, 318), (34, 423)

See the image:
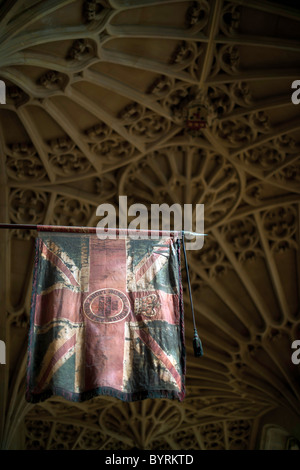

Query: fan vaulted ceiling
(0, 0), (300, 450)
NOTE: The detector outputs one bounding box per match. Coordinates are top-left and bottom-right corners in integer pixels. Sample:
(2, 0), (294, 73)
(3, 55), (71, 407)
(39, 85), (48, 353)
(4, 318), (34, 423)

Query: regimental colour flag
(26, 229), (186, 403)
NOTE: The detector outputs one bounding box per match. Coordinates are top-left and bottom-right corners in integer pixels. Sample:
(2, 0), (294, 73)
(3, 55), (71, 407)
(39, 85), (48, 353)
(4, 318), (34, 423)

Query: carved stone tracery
(9, 188), (48, 224)
(120, 146), (241, 229)
(185, 1), (210, 32)
(221, 217), (264, 262)
(220, 2), (241, 36)
(47, 138), (93, 176)
(0, 0), (300, 452)
(6, 143), (47, 181)
(262, 206), (298, 252)
(50, 196), (93, 227)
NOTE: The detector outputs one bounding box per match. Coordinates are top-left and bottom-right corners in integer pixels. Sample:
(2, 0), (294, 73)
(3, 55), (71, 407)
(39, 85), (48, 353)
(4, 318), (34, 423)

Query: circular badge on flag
(83, 288), (131, 324)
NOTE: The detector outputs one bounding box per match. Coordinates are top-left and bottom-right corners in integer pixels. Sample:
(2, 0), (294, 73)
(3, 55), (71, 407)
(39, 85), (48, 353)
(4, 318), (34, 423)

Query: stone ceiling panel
(0, 0), (299, 450)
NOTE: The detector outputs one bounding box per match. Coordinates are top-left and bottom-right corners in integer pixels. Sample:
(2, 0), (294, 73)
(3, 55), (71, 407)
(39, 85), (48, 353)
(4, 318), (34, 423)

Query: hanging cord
(181, 231), (204, 358)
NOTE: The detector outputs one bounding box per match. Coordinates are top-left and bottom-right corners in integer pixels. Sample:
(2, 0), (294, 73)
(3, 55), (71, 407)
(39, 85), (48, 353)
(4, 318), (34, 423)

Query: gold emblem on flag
(134, 294), (160, 317)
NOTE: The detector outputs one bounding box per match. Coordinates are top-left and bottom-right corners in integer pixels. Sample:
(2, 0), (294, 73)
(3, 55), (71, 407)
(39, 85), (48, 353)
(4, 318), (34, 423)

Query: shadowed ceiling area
(0, 0), (300, 450)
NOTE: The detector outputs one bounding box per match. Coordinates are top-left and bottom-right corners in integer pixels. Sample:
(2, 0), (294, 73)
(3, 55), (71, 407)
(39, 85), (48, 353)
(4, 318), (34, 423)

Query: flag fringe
(25, 386), (185, 404)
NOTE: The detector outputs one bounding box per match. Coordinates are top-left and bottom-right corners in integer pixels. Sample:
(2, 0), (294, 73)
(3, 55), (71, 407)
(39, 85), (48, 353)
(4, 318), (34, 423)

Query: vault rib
(0, 67), (56, 98)
(45, 422), (56, 450)
(297, 204), (300, 308)
(0, 0), (21, 29)
(66, 87), (145, 154)
(263, 339), (300, 405)
(110, 0), (197, 9)
(0, 0), (76, 46)
(215, 35), (300, 53)
(33, 185), (101, 207)
(1, 24), (90, 60)
(101, 49), (199, 84)
(0, 0), (299, 449)
(42, 98), (103, 174)
(106, 24), (209, 42)
(7, 170), (99, 188)
(242, 352), (300, 416)
(21, 192), (57, 318)
(265, 153), (300, 182)
(229, 0), (300, 21)
(188, 284), (252, 344)
(206, 69), (300, 85)
(212, 227), (281, 328)
(0, 52), (99, 74)
(201, 128), (230, 159)
(231, 118), (300, 157)
(3, 350), (32, 450)
(218, 95), (293, 123)
(195, 269), (262, 336)
(186, 342), (232, 365)
(83, 68), (173, 120)
(227, 196), (300, 226)
(185, 324), (239, 356)
(254, 212), (295, 322)
(234, 369), (294, 411)
(17, 107), (56, 183)
(199, 0), (223, 85)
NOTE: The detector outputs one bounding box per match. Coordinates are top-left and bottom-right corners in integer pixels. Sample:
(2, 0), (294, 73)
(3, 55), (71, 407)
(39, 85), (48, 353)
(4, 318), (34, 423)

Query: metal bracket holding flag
(0, 223), (205, 403)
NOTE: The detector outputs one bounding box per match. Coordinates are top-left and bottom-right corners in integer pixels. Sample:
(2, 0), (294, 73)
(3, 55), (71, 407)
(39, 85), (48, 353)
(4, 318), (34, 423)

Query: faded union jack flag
(26, 228), (186, 403)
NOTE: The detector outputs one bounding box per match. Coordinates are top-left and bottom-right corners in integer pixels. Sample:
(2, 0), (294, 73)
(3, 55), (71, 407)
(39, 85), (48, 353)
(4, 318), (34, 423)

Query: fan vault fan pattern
(0, 0), (300, 450)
